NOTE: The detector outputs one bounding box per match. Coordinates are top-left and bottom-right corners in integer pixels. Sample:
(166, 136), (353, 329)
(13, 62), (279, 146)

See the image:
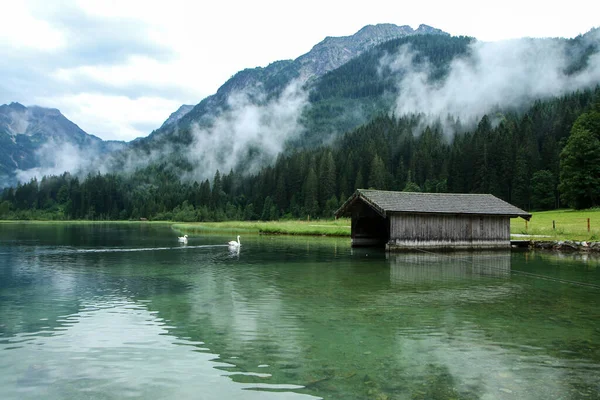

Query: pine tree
(530, 170), (557, 210)
(211, 170), (224, 210)
(354, 168), (364, 191)
(303, 167), (319, 218)
(318, 151), (336, 211)
(559, 124), (600, 209)
(511, 147), (530, 210)
(368, 154), (386, 189)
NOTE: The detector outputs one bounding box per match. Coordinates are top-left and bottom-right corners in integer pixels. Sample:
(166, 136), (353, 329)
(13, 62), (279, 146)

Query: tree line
(1, 87), (599, 221)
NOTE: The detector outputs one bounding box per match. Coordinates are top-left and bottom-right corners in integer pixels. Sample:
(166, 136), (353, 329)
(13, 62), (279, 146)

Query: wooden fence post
(588, 218), (590, 232)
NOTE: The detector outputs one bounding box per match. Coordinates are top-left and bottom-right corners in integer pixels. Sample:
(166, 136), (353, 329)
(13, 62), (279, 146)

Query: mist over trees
(102, 30), (599, 184)
(2, 87), (599, 221)
(3, 29), (600, 220)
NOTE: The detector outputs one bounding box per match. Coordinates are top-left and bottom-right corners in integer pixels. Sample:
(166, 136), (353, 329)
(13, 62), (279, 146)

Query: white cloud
(36, 93), (183, 141)
(0, 2), (66, 51)
(52, 55), (206, 100)
(1, 0), (598, 142)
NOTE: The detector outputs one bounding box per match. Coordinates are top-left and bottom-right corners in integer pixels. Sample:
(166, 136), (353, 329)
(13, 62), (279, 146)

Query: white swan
(228, 235), (241, 248)
(178, 234), (188, 244)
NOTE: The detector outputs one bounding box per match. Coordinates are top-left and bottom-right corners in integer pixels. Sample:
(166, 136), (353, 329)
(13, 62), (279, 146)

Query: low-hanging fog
(11, 30), (600, 185)
(15, 140), (110, 183)
(383, 30), (600, 133)
(181, 32), (600, 182)
(184, 80), (309, 182)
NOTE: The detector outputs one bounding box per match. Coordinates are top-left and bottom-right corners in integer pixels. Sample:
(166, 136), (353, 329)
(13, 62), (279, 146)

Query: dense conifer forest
(1, 86), (599, 221)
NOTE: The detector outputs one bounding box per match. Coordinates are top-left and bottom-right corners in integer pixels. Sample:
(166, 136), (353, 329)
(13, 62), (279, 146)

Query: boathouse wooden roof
(335, 189), (531, 220)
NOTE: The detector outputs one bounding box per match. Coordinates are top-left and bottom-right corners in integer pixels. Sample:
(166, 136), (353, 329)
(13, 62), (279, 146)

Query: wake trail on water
(20, 244), (231, 256)
(75, 245), (230, 253)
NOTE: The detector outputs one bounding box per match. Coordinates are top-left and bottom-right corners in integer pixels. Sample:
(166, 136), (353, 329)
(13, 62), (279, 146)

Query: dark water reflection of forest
(1, 223), (599, 399)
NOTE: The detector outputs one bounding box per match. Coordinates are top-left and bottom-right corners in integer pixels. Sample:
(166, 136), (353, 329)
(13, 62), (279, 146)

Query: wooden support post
(525, 220), (528, 231)
(553, 220), (555, 230)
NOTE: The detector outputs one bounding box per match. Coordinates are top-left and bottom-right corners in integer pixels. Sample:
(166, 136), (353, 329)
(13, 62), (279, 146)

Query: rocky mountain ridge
(160, 104), (194, 129)
(1, 102), (99, 142)
(156, 23), (449, 134)
(5, 23), (445, 185)
(295, 23), (448, 80)
(0, 102), (126, 185)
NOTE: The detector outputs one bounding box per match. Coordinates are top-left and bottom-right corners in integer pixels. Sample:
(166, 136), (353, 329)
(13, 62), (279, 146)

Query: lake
(1, 223), (599, 399)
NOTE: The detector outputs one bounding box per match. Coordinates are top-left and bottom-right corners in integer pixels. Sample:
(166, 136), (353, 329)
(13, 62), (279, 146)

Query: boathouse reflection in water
(387, 251), (512, 284)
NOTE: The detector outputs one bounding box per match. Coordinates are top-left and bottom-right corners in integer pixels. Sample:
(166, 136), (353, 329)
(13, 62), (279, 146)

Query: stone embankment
(528, 240), (600, 252)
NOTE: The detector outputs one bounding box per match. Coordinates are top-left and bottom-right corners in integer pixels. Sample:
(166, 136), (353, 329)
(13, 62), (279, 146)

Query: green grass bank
(510, 209), (600, 241)
(176, 209), (600, 242)
(3, 209), (599, 242)
(172, 219), (351, 237)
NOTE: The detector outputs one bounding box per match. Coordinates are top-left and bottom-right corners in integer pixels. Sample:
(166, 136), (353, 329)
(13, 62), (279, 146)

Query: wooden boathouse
(334, 189), (531, 251)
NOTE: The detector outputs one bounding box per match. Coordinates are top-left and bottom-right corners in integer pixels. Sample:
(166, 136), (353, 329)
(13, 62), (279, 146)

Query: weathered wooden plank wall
(388, 213), (510, 250)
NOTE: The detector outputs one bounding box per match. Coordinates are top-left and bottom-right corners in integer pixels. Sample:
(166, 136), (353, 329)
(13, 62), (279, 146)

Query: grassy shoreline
(0, 218), (351, 236)
(172, 219), (351, 237)
(3, 208), (599, 241)
(510, 209), (600, 241)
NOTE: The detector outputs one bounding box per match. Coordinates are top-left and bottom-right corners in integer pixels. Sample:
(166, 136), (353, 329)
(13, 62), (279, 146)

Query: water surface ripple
(1, 223), (599, 399)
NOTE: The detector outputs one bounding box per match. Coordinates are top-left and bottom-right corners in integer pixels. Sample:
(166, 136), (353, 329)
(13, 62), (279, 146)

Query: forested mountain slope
(114, 25), (452, 180)
(151, 23), (447, 138)
(2, 27), (600, 220)
(2, 87), (599, 220)
(109, 27), (600, 186)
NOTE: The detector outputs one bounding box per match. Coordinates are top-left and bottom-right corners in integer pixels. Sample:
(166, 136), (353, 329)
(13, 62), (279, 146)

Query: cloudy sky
(0, 0), (597, 142)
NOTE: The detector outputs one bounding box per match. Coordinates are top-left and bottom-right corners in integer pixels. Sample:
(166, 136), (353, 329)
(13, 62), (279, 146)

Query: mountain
(5, 24), (600, 190)
(160, 104), (194, 129)
(123, 24), (452, 180)
(152, 24), (450, 135)
(119, 25), (600, 185)
(2, 25), (600, 219)
(0, 102), (126, 186)
(295, 23), (448, 79)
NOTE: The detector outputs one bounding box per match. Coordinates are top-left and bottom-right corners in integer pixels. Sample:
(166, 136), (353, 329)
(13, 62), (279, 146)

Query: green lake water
(0, 223), (599, 399)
